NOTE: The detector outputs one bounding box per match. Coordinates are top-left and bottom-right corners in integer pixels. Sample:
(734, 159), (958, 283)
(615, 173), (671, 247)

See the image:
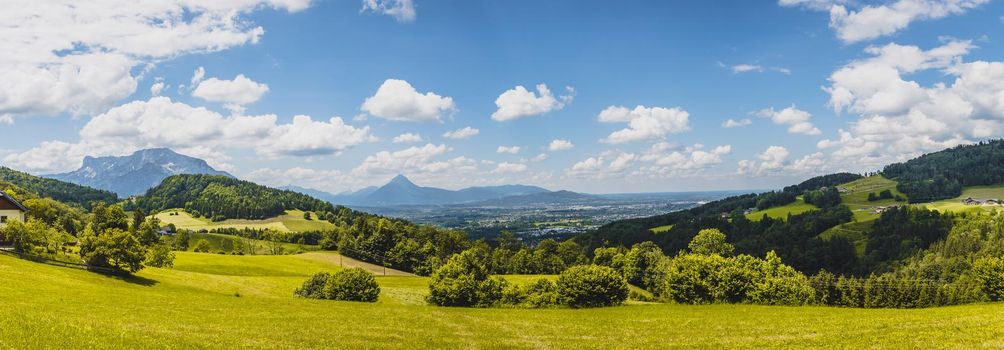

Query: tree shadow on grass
(90, 268), (160, 287)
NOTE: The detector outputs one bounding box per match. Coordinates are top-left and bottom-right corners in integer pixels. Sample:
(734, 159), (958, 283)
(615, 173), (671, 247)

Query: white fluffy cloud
(781, 0), (989, 43)
(361, 0), (416, 23)
(4, 97), (373, 173)
(755, 106), (822, 135)
(192, 73), (269, 113)
(150, 79), (166, 96)
(493, 162), (528, 174)
(497, 146), (521, 154)
(638, 143), (733, 174)
(361, 79), (455, 122)
(442, 127), (480, 139)
(548, 139), (575, 151)
(392, 133), (424, 143)
(818, 40), (1004, 169)
(0, 0), (309, 121)
(598, 105), (691, 144)
(351, 144), (477, 178)
(737, 146), (790, 176)
(491, 84), (574, 122)
(722, 118), (752, 128)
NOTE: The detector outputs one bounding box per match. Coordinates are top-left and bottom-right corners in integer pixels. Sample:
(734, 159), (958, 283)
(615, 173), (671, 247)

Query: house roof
(0, 191), (28, 212)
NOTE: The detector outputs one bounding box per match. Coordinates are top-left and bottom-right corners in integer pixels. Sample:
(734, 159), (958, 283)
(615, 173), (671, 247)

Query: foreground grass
(2, 253), (1004, 349)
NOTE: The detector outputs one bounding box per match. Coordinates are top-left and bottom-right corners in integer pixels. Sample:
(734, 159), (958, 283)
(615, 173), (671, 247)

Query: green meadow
(2, 252), (1003, 349)
(155, 209), (336, 233)
(745, 197), (818, 221)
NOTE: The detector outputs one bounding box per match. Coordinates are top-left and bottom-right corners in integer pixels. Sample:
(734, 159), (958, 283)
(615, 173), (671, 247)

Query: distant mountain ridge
(48, 148), (233, 197)
(284, 175), (562, 207)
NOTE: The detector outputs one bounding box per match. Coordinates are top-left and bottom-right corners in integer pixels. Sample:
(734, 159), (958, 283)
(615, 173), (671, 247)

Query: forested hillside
(883, 140), (1004, 202)
(131, 174), (336, 220)
(0, 167), (117, 209)
(575, 172), (949, 275)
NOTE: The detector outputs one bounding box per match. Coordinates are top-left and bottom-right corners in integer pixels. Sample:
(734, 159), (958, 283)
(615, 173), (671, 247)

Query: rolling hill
(0, 166), (117, 208)
(48, 148), (233, 197)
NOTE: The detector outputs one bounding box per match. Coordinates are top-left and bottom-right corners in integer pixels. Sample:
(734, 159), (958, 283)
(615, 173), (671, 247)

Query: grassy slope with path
(3, 252), (1003, 349)
(155, 209), (336, 233)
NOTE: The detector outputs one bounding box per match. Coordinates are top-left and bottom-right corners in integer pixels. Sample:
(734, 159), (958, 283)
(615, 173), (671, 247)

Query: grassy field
(745, 198), (818, 221)
(3, 252), (1003, 348)
(649, 224), (673, 233)
(154, 209), (336, 233)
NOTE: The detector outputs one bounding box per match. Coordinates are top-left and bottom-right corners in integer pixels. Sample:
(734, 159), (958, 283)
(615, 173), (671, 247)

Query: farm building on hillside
(0, 190), (27, 227)
(961, 197), (1002, 206)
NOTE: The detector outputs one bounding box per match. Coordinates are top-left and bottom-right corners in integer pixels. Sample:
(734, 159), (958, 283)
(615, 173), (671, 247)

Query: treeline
(0, 167), (117, 209)
(883, 139), (1004, 202)
(131, 174), (336, 220)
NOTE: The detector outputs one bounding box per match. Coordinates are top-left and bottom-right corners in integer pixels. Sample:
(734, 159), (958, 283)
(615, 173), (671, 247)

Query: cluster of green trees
(883, 140), (1004, 202)
(866, 189), (894, 201)
(0, 167), (117, 209)
(79, 204), (175, 272)
(802, 187), (842, 208)
(864, 206), (953, 270)
(131, 174), (336, 220)
(425, 245), (628, 308)
(295, 268), (380, 302)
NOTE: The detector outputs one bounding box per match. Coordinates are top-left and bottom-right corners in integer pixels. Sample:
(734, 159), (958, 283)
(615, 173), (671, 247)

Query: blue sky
(2, 0), (1004, 194)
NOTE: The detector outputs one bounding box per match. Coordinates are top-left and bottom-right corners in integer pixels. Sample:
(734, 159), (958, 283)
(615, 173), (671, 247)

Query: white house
(0, 190), (27, 227)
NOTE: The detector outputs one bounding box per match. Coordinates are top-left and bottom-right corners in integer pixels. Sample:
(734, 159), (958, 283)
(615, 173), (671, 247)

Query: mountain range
(283, 174), (593, 207)
(47, 148), (232, 197)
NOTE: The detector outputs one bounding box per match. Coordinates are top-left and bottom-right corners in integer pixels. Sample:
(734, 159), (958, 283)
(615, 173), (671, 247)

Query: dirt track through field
(297, 252), (415, 276)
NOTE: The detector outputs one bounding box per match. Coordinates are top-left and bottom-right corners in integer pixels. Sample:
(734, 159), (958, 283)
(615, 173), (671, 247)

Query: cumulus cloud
(737, 146), (790, 176)
(780, 0), (989, 43)
(638, 143), (733, 176)
(548, 139), (574, 151)
(361, 0), (416, 22)
(192, 73), (269, 113)
(0, 1), (309, 121)
(491, 84), (574, 122)
(598, 105), (691, 144)
(530, 153), (549, 162)
(817, 40), (1004, 170)
(497, 146), (521, 154)
(442, 127), (479, 139)
(150, 79), (166, 96)
(351, 144), (477, 179)
(4, 97), (373, 173)
(722, 118), (752, 128)
(493, 162), (528, 174)
(755, 106), (822, 135)
(361, 79), (455, 122)
(392, 133), (424, 143)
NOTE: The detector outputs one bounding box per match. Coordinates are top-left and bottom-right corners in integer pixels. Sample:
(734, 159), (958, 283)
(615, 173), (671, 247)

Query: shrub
(173, 230), (190, 251)
(620, 242), (668, 291)
(193, 239), (211, 253)
(322, 268), (380, 302)
(144, 243), (176, 268)
(502, 278), (560, 308)
(556, 265), (628, 308)
(973, 256), (1004, 301)
(661, 251), (813, 306)
(427, 246), (508, 307)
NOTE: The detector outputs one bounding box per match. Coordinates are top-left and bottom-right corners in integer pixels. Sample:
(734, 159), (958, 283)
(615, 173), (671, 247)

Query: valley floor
(2, 252), (1002, 349)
